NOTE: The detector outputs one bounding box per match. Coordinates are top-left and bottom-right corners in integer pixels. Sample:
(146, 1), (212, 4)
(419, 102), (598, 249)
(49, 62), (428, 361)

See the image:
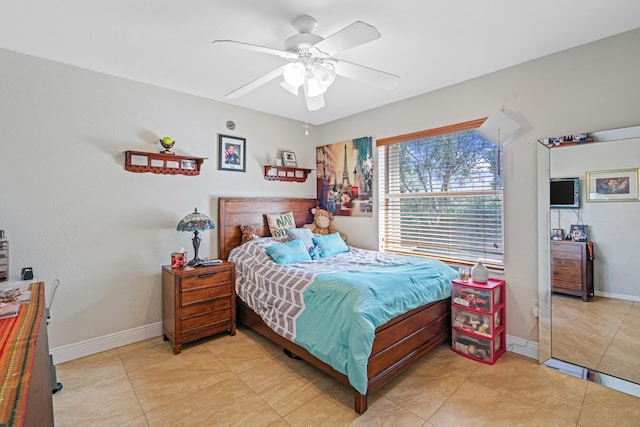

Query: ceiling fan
(212, 15), (399, 111)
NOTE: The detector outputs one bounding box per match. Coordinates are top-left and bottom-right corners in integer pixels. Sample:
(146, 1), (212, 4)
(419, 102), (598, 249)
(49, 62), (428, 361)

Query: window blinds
(377, 119), (504, 269)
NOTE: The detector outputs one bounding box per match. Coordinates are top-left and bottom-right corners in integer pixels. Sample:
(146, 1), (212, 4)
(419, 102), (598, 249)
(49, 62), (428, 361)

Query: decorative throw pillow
(240, 224), (259, 244)
(264, 238), (311, 264)
(286, 227), (314, 249)
(266, 211), (296, 238)
(312, 232), (349, 258)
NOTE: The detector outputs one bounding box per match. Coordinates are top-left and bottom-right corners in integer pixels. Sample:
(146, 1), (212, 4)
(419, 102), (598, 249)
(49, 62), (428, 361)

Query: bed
(218, 197), (457, 414)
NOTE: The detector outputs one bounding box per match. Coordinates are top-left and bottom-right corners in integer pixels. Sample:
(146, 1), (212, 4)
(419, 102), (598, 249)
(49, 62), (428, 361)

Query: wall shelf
(263, 165), (313, 182)
(124, 150), (207, 176)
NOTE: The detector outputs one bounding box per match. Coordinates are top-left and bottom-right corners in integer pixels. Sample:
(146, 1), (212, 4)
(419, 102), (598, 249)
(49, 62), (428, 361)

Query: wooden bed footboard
(238, 298), (451, 414)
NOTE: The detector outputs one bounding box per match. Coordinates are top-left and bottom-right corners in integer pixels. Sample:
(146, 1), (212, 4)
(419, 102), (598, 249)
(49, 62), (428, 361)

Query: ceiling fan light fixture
(283, 62), (306, 87)
(312, 62), (336, 89)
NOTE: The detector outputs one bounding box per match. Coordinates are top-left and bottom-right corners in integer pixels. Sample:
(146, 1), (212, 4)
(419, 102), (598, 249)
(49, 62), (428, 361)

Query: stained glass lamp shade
(176, 208), (215, 266)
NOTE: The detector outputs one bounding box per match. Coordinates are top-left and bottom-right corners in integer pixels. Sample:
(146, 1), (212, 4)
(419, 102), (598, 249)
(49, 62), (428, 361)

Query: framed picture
(569, 224), (588, 242)
(551, 228), (564, 241)
(218, 134), (246, 172)
(282, 151), (297, 167)
(586, 169), (639, 202)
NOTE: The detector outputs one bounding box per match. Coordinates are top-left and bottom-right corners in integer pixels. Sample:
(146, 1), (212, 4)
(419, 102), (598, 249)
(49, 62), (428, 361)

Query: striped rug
(0, 282), (44, 427)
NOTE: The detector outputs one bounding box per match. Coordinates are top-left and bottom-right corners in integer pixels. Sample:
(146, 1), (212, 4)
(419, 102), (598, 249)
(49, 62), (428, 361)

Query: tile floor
(53, 325), (640, 426)
(553, 295), (640, 384)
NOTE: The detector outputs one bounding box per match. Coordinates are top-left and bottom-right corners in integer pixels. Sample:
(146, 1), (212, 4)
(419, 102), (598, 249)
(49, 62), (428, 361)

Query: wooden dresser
(162, 262), (236, 354)
(550, 240), (594, 301)
(0, 282), (54, 427)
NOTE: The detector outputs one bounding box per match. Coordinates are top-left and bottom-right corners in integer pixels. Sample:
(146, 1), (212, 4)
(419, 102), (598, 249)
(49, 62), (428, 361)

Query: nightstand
(162, 262), (236, 354)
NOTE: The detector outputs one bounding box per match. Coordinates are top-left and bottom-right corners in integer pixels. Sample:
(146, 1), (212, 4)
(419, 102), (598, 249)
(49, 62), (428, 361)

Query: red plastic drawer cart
(451, 278), (506, 364)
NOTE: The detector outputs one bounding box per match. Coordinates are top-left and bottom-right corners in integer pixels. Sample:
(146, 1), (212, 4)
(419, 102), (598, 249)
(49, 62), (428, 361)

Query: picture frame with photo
(569, 224), (589, 242)
(551, 228), (564, 241)
(586, 169), (639, 202)
(218, 134), (246, 172)
(282, 151), (297, 167)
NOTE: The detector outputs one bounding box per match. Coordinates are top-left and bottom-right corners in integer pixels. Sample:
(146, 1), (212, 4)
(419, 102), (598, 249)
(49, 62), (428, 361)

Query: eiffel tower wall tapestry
(315, 136), (373, 217)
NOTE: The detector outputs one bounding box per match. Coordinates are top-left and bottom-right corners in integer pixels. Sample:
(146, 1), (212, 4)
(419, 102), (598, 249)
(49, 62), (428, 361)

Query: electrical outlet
(531, 299), (539, 317)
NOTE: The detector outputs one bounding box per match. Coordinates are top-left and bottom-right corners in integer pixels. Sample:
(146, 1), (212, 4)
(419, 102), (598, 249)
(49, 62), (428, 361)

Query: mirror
(538, 125), (640, 396)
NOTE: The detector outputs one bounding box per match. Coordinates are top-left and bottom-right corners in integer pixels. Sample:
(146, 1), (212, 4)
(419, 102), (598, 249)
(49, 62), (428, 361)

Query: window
(378, 119), (504, 269)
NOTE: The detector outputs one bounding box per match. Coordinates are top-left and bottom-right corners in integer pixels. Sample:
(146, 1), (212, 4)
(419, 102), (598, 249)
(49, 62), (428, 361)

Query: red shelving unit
(451, 278), (506, 364)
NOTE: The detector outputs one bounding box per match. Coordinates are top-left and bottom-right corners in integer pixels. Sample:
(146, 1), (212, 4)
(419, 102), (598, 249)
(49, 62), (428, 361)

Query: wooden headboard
(218, 197), (317, 260)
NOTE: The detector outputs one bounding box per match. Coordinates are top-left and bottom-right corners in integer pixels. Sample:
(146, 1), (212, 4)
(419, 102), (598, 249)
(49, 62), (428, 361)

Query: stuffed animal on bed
(303, 207), (347, 241)
(240, 224), (260, 244)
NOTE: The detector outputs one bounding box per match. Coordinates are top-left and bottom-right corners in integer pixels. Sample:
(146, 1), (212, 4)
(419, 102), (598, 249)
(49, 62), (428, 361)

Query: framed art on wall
(282, 151), (297, 167)
(586, 168), (639, 202)
(218, 134), (246, 172)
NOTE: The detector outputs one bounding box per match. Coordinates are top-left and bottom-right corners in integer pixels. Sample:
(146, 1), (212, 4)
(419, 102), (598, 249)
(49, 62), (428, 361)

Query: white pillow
(286, 228), (314, 249)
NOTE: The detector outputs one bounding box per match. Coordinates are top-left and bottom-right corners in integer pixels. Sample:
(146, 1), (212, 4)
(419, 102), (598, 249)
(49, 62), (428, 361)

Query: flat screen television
(550, 177), (580, 209)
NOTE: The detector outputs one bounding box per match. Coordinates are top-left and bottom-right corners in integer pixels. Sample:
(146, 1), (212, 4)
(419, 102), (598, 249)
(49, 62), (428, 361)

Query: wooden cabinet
(162, 262), (236, 354)
(451, 278), (506, 365)
(551, 240), (594, 301)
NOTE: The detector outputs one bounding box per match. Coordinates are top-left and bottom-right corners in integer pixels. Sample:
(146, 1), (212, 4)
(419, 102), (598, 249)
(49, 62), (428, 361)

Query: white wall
(0, 48), (317, 355)
(550, 138), (640, 299)
(320, 28), (640, 341)
(2, 27), (640, 360)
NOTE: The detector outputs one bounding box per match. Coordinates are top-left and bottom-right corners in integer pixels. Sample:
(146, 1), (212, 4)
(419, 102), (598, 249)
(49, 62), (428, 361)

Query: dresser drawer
(182, 283), (231, 306)
(551, 258), (581, 269)
(551, 242), (582, 255)
(181, 270), (232, 291)
(552, 266), (583, 282)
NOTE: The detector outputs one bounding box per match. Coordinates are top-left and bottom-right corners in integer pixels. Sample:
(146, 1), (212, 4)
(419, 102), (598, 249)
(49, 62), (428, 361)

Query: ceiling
(2, 1), (639, 125)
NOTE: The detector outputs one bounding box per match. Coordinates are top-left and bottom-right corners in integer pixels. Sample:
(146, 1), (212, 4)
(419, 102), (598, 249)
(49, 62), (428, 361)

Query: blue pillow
(264, 238), (312, 264)
(286, 228), (314, 249)
(312, 232), (349, 258)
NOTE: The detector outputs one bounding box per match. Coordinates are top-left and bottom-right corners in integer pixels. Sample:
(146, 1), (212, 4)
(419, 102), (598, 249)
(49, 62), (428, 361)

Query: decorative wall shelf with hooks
(263, 165), (313, 182)
(124, 151), (207, 176)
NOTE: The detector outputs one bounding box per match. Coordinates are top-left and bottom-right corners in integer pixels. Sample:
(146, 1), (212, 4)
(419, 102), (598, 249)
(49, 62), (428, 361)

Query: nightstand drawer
(181, 270), (232, 290)
(180, 297), (230, 318)
(181, 310), (231, 334)
(182, 283), (231, 306)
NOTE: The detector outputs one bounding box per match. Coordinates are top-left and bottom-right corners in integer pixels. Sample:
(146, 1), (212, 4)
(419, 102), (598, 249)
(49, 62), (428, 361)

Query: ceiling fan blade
(313, 21), (380, 57)
(334, 60), (399, 90)
(226, 65), (285, 99)
(306, 93), (325, 111)
(302, 83), (325, 110)
(212, 40), (297, 59)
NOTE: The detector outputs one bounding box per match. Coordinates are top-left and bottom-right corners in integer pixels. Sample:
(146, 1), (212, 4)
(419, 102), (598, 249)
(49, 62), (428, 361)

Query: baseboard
(595, 290), (640, 302)
(50, 322), (163, 364)
(50, 324), (538, 366)
(506, 334), (538, 360)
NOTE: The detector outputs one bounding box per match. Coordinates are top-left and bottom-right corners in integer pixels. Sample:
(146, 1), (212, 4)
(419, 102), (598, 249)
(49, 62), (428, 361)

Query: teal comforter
(294, 256), (457, 394)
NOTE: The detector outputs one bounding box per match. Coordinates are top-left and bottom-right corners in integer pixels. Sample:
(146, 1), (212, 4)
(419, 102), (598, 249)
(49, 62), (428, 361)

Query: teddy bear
(240, 224), (259, 244)
(303, 207), (346, 241)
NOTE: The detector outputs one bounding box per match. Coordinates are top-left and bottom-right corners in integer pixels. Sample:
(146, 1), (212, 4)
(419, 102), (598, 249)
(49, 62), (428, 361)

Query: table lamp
(176, 208), (215, 266)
